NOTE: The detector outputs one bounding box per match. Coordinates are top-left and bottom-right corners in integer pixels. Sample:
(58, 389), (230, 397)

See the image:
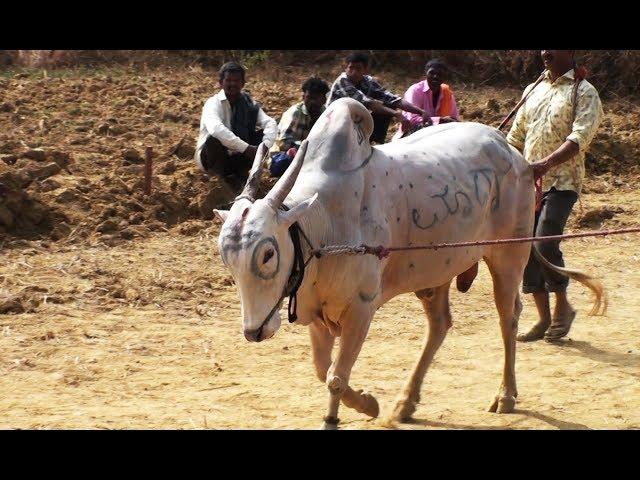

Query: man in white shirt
(195, 62), (277, 189)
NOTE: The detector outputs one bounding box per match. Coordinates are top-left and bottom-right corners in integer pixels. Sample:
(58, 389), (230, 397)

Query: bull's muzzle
(244, 327), (264, 343)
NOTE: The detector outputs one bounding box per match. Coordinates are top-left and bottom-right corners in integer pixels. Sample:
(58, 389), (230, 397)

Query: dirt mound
(0, 66), (639, 246)
(576, 206), (625, 228)
(0, 156), (69, 239)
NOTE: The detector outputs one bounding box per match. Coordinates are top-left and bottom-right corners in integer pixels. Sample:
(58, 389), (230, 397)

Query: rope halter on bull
(232, 141), (318, 328)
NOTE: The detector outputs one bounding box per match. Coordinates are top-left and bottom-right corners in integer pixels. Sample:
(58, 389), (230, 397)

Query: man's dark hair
(219, 62), (246, 82)
(424, 59), (448, 73)
(346, 52), (370, 67)
(302, 77), (329, 95)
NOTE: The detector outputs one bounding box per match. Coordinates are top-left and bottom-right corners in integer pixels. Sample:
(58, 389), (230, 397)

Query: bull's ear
(213, 209), (230, 223)
(278, 193), (318, 227)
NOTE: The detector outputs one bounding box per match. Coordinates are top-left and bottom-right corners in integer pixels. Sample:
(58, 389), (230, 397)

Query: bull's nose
(244, 328), (263, 343)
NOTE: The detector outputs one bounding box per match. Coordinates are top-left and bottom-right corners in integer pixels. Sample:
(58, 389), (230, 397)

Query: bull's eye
(251, 237), (280, 280)
(263, 249), (274, 264)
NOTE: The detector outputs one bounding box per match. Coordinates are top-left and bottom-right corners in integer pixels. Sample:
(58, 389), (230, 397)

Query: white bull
(214, 97), (604, 429)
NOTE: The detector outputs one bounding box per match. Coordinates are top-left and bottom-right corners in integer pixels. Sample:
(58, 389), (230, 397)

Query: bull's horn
(265, 140), (308, 210)
(236, 143), (267, 202)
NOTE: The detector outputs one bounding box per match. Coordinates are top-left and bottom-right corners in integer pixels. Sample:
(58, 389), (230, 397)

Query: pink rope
(317, 227), (640, 260)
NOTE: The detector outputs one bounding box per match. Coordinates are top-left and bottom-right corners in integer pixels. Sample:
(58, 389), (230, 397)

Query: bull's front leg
(321, 304), (375, 430)
(310, 320), (379, 429)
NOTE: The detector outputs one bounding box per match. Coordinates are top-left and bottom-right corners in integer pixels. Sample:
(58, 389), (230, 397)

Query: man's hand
(421, 113), (433, 126)
(286, 147), (298, 158)
(366, 99), (385, 115)
(439, 116), (457, 124)
(395, 111), (411, 131)
(530, 159), (551, 180)
(244, 144), (258, 159)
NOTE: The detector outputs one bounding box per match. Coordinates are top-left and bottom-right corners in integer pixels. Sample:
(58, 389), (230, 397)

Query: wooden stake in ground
(144, 146), (153, 196)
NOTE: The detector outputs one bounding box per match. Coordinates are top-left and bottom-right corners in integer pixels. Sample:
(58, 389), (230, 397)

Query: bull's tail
(533, 246), (608, 316)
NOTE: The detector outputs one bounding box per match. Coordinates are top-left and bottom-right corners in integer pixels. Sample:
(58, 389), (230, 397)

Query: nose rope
(253, 204), (316, 336)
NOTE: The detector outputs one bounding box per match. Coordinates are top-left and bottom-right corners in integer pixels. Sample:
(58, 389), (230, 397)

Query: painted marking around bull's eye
(250, 237), (280, 280)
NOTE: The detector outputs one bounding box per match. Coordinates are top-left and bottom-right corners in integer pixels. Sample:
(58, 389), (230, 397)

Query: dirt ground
(1, 65), (639, 429)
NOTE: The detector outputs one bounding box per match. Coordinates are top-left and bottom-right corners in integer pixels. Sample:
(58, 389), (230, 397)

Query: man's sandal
(517, 322), (550, 342)
(544, 309), (577, 342)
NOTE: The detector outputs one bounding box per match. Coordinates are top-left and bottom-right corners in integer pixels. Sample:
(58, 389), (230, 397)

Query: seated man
(268, 77), (329, 177)
(195, 61), (277, 190)
(393, 59), (460, 140)
(327, 52), (430, 144)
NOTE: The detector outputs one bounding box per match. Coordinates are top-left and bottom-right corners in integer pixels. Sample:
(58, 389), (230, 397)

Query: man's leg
(536, 189), (578, 340)
(197, 136), (228, 176)
(226, 129), (264, 184)
(225, 153), (252, 186)
(197, 137), (238, 197)
(517, 219), (551, 341)
(370, 113), (392, 144)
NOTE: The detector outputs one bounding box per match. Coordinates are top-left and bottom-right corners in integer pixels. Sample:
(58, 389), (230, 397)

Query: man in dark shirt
(327, 52), (432, 143)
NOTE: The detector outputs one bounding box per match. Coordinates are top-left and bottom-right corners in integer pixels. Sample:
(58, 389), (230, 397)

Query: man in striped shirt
(327, 52), (432, 144)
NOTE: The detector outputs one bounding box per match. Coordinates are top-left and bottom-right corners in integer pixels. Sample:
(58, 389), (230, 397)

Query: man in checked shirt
(268, 77), (330, 177)
(327, 52), (432, 144)
(507, 50), (603, 343)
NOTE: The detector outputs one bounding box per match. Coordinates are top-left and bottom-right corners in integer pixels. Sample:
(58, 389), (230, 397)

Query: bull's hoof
(321, 416), (340, 430)
(497, 395), (517, 413)
(390, 399), (417, 423)
(359, 392), (380, 418)
(488, 395), (516, 414)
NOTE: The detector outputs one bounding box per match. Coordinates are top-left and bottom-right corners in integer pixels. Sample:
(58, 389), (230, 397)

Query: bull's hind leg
(390, 282), (452, 423)
(484, 246), (529, 414)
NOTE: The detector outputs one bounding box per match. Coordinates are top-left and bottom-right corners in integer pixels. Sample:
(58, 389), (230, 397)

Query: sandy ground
(1, 66), (639, 429)
(1, 209), (639, 430)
